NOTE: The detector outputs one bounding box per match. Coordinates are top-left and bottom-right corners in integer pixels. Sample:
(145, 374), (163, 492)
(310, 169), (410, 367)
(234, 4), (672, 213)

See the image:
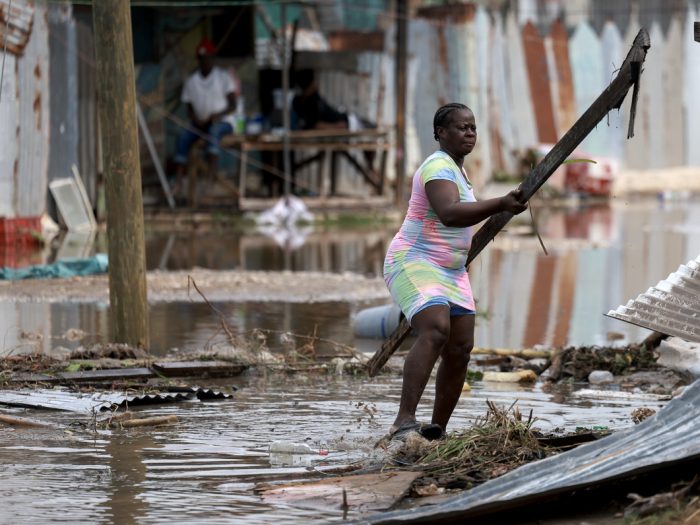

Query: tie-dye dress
(383, 150), (476, 325)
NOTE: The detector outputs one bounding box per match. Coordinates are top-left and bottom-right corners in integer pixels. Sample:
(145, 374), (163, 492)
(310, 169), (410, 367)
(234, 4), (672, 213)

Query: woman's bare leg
(391, 305), (450, 431)
(431, 314), (474, 431)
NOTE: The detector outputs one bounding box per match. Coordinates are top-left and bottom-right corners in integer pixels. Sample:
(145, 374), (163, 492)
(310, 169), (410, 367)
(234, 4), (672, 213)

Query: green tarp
(0, 254), (108, 280)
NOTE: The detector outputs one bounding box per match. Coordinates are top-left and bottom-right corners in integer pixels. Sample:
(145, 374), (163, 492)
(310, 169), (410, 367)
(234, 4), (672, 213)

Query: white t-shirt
(181, 67), (236, 127)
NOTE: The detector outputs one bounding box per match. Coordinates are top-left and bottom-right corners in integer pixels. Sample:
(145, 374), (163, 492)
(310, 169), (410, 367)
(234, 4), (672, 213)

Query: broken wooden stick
(0, 413), (53, 428)
(367, 28), (651, 377)
(112, 415), (178, 428)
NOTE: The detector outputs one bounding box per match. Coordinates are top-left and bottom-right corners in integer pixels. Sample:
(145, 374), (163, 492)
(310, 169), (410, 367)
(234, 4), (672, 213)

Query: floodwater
(0, 376), (669, 525)
(1, 196), (699, 523)
(2, 196), (700, 355)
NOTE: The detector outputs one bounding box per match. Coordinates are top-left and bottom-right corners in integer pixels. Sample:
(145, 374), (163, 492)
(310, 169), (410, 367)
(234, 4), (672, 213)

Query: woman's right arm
(425, 179), (528, 228)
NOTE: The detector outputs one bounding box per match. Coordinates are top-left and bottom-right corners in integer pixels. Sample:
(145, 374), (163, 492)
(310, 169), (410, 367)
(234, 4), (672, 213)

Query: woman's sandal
(389, 421), (445, 441)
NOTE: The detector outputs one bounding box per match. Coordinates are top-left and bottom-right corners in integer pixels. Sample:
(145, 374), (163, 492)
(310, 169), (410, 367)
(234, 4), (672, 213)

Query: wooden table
(220, 128), (390, 208)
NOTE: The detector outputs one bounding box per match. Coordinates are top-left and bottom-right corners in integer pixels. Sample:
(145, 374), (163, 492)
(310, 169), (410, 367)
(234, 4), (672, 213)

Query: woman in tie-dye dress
(384, 103), (528, 439)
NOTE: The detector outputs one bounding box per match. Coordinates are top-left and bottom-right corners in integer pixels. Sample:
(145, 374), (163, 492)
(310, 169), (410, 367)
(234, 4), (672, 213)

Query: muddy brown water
(1, 197), (699, 523)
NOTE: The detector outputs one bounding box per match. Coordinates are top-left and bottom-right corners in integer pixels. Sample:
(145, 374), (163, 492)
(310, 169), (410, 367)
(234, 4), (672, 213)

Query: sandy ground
(0, 269), (391, 303)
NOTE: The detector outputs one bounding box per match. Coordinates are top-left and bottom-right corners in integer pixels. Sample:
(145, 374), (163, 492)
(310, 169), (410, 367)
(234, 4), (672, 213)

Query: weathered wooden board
(57, 368), (154, 382)
(664, 17), (684, 167)
(152, 361), (247, 377)
(522, 21), (557, 144)
(258, 471), (422, 512)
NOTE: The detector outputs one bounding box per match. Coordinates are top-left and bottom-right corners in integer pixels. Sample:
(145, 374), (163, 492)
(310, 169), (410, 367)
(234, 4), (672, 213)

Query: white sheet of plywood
(600, 21), (625, 163)
(49, 166), (97, 232)
(505, 11), (537, 151)
(684, 4), (700, 166)
(664, 17), (684, 167)
(569, 22), (605, 157)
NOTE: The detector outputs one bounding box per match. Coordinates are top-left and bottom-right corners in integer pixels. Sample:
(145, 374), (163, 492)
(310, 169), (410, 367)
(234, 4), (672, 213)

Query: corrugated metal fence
(321, 2), (700, 184)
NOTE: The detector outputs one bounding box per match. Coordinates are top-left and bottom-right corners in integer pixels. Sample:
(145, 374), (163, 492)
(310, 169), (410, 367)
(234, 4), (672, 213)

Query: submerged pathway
(0, 269), (390, 304)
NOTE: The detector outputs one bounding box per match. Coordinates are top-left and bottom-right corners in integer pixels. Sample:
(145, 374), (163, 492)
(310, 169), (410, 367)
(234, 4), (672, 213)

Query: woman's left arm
(426, 179), (527, 228)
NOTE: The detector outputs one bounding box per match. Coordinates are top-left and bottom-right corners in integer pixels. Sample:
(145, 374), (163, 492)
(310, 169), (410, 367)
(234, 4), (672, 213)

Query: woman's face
(438, 108), (477, 157)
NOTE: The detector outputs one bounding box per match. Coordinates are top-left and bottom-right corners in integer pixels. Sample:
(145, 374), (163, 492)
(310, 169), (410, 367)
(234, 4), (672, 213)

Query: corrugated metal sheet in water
(0, 387), (233, 413)
(359, 378), (700, 524)
(606, 255), (700, 342)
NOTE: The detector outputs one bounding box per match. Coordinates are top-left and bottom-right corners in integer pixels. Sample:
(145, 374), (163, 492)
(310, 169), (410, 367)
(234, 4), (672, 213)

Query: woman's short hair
(433, 103), (470, 141)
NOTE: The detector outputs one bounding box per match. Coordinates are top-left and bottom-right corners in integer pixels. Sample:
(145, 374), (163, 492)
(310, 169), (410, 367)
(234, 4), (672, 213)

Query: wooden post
(92, 0), (149, 349)
(394, 0), (408, 206)
(695, 22), (699, 43)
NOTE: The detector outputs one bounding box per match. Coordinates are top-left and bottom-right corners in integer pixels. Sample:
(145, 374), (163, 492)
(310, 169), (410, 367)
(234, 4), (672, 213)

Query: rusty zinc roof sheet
(360, 378), (700, 524)
(606, 255), (700, 342)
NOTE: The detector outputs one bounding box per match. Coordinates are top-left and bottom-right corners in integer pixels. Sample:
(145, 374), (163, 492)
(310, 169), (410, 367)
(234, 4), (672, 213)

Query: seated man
(173, 38), (237, 202)
(292, 69), (351, 131)
(291, 69), (377, 194)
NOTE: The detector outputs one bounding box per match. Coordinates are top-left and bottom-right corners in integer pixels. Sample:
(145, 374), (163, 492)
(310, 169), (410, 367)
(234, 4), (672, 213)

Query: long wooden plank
(366, 29), (650, 377)
(465, 28), (650, 268)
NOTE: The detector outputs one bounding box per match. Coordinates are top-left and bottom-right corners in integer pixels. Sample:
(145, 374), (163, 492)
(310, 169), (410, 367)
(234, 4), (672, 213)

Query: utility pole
(92, 0), (149, 349)
(394, 0), (408, 206)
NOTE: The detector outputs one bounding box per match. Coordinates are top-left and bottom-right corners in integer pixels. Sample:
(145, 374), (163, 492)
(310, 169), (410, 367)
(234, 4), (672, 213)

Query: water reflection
(1, 198), (700, 355)
(144, 226), (391, 275)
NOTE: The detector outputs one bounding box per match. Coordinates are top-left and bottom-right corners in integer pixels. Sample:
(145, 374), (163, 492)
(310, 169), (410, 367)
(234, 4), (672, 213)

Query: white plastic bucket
(352, 303), (403, 339)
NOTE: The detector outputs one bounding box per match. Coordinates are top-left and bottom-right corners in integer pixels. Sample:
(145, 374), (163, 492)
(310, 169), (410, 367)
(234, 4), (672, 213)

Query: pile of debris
(384, 401), (549, 496)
